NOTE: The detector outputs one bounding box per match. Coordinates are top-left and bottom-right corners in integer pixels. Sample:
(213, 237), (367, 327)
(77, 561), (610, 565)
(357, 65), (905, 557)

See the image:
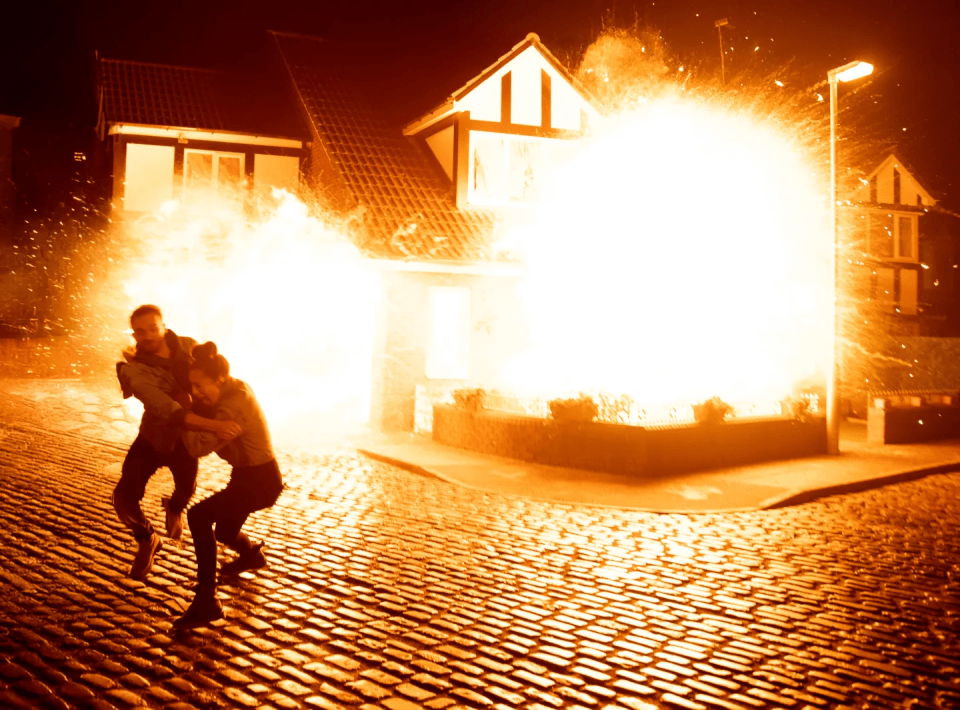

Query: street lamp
(715, 18), (729, 84)
(826, 60), (874, 455)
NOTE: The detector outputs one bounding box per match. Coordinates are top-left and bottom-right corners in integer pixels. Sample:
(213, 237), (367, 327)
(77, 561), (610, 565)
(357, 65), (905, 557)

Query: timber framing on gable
(403, 33), (599, 138)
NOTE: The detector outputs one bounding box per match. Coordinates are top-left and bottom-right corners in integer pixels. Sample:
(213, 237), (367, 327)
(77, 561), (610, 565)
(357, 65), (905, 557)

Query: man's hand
(212, 420), (242, 441)
(121, 346), (137, 363)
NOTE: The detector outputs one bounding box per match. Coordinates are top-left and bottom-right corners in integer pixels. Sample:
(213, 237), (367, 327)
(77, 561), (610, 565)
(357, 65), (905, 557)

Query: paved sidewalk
(357, 427), (960, 513)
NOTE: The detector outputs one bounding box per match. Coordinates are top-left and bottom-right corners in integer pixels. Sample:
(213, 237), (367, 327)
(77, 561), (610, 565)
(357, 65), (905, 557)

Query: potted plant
(693, 396), (734, 425)
(452, 388), (486, 413)
(549, 394), (599, 423)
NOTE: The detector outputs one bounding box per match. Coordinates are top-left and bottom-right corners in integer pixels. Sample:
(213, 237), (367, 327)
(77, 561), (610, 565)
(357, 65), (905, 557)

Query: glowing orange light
(115, 191), (381, 448)
(496, 93), (832, 410)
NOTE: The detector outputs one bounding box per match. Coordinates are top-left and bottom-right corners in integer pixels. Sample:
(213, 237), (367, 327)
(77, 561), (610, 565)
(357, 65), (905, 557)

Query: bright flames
(498, 93), (832, 409)
(114, 192), (380, 448)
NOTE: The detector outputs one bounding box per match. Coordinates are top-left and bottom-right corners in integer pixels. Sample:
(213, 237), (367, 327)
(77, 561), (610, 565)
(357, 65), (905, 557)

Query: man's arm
(123, 363), (188, 427)
(182, 405), (242, 459)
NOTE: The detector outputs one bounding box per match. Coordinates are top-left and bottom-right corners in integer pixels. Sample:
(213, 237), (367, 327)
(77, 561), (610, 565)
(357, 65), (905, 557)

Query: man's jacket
(117, 330), (197, 453)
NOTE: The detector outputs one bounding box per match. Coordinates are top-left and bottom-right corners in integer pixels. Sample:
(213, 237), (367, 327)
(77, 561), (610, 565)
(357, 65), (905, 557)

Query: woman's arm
(182, 400), (243, 459)
(183, 411), (242, 439)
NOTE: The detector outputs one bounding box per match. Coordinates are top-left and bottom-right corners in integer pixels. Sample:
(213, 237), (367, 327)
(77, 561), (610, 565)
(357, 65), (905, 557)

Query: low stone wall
(868, 404), (960, 444)
(433, 405), (827, 477)
(0, 337), (111, 378)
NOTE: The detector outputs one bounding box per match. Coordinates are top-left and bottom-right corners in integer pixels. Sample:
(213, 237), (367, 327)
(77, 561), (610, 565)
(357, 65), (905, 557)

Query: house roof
(98, 58), (307, 140)
(404, 32), (600, 136)
(272, 32), (500, 263)
(866, 153), (937, 205)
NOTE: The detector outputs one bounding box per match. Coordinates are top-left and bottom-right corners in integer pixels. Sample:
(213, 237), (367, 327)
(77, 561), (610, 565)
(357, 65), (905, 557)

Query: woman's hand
(213, 420), (242, 441)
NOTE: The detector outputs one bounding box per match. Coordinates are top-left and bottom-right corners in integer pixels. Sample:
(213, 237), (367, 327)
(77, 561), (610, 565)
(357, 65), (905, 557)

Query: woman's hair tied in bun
(190, 341), (229, 380)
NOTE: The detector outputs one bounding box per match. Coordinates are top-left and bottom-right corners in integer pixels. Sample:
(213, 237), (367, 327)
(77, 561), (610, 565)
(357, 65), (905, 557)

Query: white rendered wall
(460, 78), (501, 122)
(425, 125), (455, 180)
(510, 47), (542, 126)
(551, 74), (584, 130)
(124, 143), (174, 213)
(253, 154), (300, 200)
(455, 45), (594, 129)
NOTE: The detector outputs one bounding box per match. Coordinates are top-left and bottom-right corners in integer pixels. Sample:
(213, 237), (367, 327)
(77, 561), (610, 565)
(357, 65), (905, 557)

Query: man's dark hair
(130, 304), (163, 327)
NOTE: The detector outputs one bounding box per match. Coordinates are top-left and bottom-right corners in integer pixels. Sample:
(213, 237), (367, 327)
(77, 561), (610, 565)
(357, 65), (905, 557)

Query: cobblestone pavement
(1, 383), (960, 710)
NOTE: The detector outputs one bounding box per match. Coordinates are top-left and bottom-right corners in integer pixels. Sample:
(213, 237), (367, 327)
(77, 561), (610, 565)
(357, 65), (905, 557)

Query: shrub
(693, 396), (734, 425)
(782, 395), (813, 422)
(452, 388), (486, 413)
(549, 394), (599, 423)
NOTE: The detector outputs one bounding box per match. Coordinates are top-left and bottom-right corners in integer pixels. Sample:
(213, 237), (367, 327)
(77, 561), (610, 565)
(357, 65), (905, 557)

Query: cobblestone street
(1, 382), (959, 710)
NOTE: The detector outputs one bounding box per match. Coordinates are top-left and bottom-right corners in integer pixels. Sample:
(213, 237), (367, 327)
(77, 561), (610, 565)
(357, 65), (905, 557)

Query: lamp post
(826, 60), (874, 454)
(715, 18), (729, 84)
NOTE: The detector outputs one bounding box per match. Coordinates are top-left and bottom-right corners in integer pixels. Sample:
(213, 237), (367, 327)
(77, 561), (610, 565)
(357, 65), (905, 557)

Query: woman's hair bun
(189, 341), (229, 380)
(192, 341), (218, 360)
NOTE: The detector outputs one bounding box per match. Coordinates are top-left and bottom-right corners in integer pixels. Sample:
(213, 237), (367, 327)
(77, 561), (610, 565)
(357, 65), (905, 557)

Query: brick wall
(373, 270), (524, 432)
(868, 403), (960, 444)
(434, 405), (828, 477)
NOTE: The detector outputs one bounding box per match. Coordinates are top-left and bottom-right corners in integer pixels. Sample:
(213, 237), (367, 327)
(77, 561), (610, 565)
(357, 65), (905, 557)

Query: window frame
(466, 131), (569, 207)
(182, 148), (246, 204)
(866, 210), (918, 263)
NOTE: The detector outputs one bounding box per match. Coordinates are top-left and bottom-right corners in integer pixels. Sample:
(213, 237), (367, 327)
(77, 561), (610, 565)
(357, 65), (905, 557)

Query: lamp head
(829, 60), (874, 83)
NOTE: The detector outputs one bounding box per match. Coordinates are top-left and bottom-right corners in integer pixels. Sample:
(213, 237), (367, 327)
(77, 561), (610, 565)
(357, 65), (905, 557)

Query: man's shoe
(161, 496), (184, 541)
(220, 543), (268, 578)
(130, 533), (163, 581)
(173, 585), (224, 629)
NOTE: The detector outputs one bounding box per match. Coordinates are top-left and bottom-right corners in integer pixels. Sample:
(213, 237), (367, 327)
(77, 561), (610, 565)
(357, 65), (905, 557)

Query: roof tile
(274, 33), (500, 262)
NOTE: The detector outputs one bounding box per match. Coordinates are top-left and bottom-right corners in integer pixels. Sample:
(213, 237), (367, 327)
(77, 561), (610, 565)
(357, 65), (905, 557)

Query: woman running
(174, 341), (284, 629)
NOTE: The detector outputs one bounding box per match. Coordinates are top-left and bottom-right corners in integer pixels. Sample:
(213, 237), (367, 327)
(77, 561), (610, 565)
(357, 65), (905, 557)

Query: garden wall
(868, 402), (960, 444)
(433, 405), (828, 477)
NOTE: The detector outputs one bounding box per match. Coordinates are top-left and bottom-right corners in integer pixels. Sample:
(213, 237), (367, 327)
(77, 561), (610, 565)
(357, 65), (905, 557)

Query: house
(0, 114), (19, 232)
(95, 57), (309, 217)
(849, 153), (940, 333)
(271, 32), (599, 430)
(93, 34), (598, 431)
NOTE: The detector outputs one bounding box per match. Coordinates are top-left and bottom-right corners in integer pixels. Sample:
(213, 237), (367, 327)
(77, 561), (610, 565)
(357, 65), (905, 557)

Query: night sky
(2, 0), (960, 206)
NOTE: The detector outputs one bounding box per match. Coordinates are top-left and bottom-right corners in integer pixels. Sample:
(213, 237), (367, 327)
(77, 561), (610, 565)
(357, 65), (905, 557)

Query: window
(897, 216), (914, 259)
(468, 133), (572, 206)
(876, 268), (895, 312)
(868, 213), (894, 258)
(183, 149), (245, 206)
(425, 287), (471, 380)
(900, 269), (918, 315)
(867, 211), (917, 262)
(471, 134), (507, 205)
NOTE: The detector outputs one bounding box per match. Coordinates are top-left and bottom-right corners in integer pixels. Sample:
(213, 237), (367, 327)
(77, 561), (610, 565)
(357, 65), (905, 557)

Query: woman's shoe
(220, 543), (268, 578)
(173, 585), (224, 629)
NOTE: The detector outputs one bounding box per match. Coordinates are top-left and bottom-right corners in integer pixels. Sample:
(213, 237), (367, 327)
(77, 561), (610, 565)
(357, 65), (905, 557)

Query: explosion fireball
(498, 75), (832, 411)
(114, 193), (380, 447)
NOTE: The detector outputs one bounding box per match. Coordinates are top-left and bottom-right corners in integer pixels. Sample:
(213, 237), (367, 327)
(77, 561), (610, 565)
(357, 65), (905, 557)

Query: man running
(114, 305), (241, 580)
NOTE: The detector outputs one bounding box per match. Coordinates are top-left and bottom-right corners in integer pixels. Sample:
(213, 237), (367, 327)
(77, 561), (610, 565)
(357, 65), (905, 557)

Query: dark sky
(3, 0), (960, 204)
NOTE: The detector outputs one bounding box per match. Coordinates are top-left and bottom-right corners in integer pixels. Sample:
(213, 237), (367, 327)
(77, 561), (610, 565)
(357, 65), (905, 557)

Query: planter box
(868, 403), (960, 444)
(433, 405), (827, 477)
